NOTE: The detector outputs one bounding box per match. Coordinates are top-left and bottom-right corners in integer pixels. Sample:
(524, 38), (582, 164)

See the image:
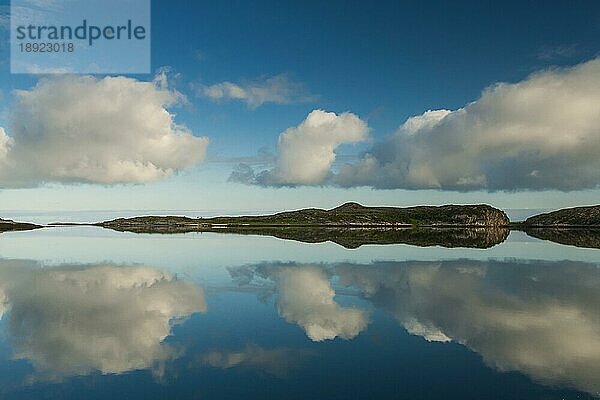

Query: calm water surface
(0, 227), (598, 399)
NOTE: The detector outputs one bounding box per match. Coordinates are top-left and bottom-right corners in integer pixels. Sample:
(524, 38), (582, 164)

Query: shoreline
(4, 203), (599, 231)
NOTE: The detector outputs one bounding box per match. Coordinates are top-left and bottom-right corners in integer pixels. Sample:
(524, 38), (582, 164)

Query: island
(97, 203), (510, 249)
(0, 218), (42, 232)
(520, 205), (600, 249)
(10, 203), (600, 249)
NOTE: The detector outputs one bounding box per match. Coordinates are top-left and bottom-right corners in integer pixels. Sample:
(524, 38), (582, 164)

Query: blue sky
(151, 0), (600, 155)
(0, 0), (599, 215)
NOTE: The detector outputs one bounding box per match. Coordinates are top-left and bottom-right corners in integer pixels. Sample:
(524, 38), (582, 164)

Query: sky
(0, 0), (599, 215)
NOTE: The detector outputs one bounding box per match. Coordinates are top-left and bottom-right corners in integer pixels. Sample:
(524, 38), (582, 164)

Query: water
(0, 227), (598, 399)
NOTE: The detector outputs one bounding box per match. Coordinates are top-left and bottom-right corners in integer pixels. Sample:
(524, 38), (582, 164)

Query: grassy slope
(0, 219), (42, 232)
(524, 205), (600, 227)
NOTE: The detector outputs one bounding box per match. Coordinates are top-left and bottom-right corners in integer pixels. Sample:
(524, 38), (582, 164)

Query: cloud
(336, 57), (600, 191)
(210, 146), (275, 165)
(335, 260), (600, 395)
(536, 44), (579, 61)
(230, 58), (600, 191)
(229, 110), (369, 186)
(0, 74), (209, 187)
(0, 260), (206, 381)
(0, 127), (12, 160)
(228, 264), (369, 342)
(196, 74), (314, 108)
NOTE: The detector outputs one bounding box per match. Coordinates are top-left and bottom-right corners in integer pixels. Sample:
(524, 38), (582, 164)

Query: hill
(0, 219), (42, 232)
(99, 203), (510, 232)
(523, 205), (600, 227)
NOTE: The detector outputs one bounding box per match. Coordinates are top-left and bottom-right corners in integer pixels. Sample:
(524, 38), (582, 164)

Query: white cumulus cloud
(336, 57), (600, 191)
(0, 74), (209, 187)
(230, 58), (600, 191)
(230, 109), (369, 186)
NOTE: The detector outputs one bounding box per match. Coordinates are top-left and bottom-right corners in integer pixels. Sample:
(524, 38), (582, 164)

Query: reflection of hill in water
(524, 228), (600, 249)
(103, 225), (510, 249)
(216, 226), (510, 249)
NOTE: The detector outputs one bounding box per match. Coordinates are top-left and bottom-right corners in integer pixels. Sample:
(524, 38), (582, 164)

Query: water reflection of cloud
(231, 260), (600, 395)
(200, 344), (315, 377)
(0, 260), (206, 381)
(339, 260), (600, 396)
(229, 264), (369, 341)
(0, 286), (6, 320)
(276, 267), (369, 341)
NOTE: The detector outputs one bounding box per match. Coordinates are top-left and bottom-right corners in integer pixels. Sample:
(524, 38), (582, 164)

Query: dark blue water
(0, 228), (597, 399)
